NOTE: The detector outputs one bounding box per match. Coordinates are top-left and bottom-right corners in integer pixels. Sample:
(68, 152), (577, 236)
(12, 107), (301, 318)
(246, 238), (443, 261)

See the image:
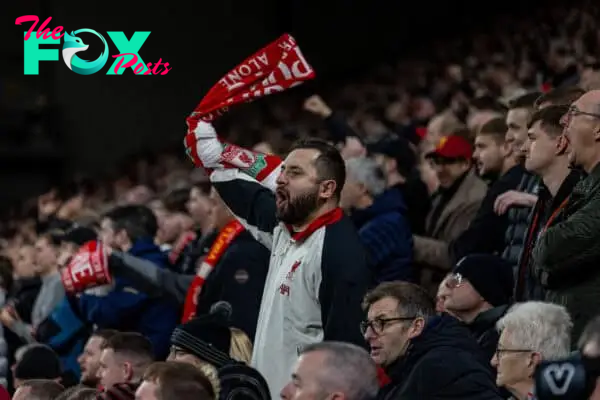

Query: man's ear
(594, 124), (600, 142)
(556, 134), (569, 155)
(123, 361), (133, 382)
(407, 317), (426, 339)
(319, 180), (337, 200)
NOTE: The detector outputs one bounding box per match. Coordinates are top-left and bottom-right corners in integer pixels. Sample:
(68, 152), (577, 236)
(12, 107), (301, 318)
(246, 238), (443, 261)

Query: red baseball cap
(426, 135), (473, 160)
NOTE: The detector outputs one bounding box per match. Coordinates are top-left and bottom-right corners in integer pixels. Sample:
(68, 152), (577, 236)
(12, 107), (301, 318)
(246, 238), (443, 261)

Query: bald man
(532, 89), (600, 343)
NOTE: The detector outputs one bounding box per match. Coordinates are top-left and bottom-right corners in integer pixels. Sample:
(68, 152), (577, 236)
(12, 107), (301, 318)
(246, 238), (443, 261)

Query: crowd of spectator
(1, 1), (600, 400)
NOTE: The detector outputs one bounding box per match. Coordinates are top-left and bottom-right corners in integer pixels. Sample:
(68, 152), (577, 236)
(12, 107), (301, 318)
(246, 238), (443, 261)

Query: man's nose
(276, 171), (287, 185)
(490, 353), (498, 368)
(280, 382), (292, 399)
(364, 327), (376, 342)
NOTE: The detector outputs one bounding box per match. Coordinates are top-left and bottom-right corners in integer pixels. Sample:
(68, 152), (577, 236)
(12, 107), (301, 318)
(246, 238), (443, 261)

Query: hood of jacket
(129, 237), (169, 268)
(469, 305), (508, 338)
(352, 188), (407, 228)
(387, 314), (487, 380)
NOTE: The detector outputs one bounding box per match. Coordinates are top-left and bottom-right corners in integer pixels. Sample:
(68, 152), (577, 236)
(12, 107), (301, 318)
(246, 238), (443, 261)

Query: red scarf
(169, 230), (198, 265)
(181, 220), (245, 322)
(185, 33), (315, 132)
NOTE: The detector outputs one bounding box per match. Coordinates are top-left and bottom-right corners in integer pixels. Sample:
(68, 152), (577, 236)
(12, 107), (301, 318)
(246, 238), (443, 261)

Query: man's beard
(81, 374), (100, 388)
(276, 187), (321, 226)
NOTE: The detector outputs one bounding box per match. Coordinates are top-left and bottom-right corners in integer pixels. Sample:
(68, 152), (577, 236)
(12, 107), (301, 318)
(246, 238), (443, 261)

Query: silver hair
(301, 341), (379, 400)
(496, 301), (572, 360)
(345, 157), (386, 197)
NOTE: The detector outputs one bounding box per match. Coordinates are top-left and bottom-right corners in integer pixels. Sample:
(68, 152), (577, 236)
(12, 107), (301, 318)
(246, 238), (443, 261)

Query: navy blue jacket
(378, 315), (502, 400)
(78, 238), (178, 359)
(352, 189), (414, 283)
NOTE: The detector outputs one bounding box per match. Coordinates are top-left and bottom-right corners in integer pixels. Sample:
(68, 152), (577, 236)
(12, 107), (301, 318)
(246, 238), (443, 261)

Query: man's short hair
(534, 86), (585, 109)
(92, 329), (119, 343)
(143, 361), (215, 400)
(18, 379), (64, 400)
(362, 281), (436, 318)
(478, 117), (508, 142)
(56, 386), (97, 400)
(344, 157), (386, 197)
(527, 105), (569, 137)
(508, 91), (543, 110)
(289, 138), (346, 198)
(103, 332), (154, 362)
(471, 95), (507, 113)
(103, 205), (158, 242)
(162, 187), (191, 214)
(300, 341), (379, 400)
(496, 301), (572, 361)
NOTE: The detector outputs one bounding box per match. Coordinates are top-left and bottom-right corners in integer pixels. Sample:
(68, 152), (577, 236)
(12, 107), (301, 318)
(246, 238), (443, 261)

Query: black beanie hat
(170, 302), (233, 368)
(453, 254), (514, 307)
(14, 345), (62, 380)
(219, 363), (272, 400)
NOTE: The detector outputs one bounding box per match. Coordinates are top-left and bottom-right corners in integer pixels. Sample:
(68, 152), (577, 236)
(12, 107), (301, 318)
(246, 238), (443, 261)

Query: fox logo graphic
(62, 29), (108, 75)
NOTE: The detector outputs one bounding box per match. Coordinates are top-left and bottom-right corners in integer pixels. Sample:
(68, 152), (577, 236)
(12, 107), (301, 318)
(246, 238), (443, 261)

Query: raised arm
(185, 121), (283, 247)
(109, 252), (192, 306)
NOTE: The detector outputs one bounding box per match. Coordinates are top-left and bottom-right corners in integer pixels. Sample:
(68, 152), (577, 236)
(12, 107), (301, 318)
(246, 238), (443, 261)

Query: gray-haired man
(280, 341), (379, 400)
(341, 157), (414, 283)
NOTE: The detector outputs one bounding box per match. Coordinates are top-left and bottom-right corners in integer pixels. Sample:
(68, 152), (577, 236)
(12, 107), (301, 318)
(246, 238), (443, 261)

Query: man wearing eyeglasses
(362, 281), (502, 399)
(443, 254), (514, 364)
(533, 89), (600, 343)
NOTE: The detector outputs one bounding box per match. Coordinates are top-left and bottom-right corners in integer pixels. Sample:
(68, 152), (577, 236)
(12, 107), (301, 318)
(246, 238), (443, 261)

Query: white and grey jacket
(210, 168), (371, 399)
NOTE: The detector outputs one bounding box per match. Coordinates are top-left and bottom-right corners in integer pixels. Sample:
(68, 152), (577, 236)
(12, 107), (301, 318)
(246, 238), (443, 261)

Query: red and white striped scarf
(186, 33), (315, 129)
(181, 34), (315, 322)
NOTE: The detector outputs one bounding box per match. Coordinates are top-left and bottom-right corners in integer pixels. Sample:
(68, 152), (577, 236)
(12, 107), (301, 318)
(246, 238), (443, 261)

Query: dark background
(0, 0), (548, 209)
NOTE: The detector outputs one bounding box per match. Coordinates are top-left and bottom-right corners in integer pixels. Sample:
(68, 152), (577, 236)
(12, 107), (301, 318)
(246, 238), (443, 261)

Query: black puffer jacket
(377, 315), (502, 400)
(502, 174), (538, 273)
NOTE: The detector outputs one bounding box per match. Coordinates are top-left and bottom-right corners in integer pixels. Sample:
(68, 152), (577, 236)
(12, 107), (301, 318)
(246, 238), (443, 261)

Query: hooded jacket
(378, 315), (502, 400)
(352, 189), (414, 283)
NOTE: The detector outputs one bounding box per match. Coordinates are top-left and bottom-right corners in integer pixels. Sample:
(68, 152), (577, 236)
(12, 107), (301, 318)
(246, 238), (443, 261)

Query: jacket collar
(469, 305), (509, 333)
(285, 207), (343, 242)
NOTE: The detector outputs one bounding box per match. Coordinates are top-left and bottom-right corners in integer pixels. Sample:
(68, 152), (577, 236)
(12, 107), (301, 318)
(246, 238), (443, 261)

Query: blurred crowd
(1, 1), (600, 400)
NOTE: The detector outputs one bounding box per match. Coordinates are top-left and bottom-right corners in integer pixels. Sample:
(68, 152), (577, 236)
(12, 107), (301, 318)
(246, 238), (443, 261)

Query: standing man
(84, 205), (179, 359)
(496, 93), (540, 269)
(413, 134), (487, 290)
(515, 105), (581, 302)
(1, 234), (64, 344)
(533, 90), (600, 342)
(451, 117), (525, 262)
(341, 157), (413, 283)
(185, 123), (371, 398)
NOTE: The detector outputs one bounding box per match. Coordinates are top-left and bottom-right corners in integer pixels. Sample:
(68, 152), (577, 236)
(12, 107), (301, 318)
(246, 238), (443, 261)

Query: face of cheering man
(275, 147), (338, 227)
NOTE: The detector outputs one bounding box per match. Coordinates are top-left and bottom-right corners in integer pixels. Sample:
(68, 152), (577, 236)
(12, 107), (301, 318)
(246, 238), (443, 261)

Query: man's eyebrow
(286, 165), (304, 172)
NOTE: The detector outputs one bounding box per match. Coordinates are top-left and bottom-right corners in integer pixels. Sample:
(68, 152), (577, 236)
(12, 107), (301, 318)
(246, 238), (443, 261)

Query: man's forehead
(297, 351), (327, 374)
(284, 148), (321, 167)
(369, 297), (399, 314)
(575, 90), (600, 112)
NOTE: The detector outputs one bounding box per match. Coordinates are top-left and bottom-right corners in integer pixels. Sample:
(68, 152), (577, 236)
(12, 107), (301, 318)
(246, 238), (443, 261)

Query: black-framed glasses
(495, 347), (533, 359)
(563, 106), (600, 127)
(360, 316), (415, 335)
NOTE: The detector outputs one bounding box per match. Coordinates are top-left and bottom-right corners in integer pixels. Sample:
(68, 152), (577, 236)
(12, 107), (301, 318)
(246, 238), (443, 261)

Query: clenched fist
(303, 95), (332, 118)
